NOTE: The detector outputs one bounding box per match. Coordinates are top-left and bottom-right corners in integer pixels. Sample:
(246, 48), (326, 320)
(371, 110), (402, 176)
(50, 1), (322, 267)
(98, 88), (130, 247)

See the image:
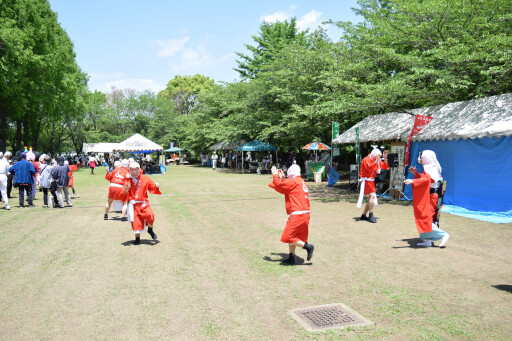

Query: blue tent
(163, 147), (183, 152)
(333, 93), (512, 223)
(236, 140), (277, 151)
(236, 140), (277, 174)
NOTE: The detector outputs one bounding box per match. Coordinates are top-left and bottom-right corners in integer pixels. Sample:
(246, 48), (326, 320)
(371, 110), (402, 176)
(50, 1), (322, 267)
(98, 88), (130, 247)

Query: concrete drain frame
(289, 303), (373, 332)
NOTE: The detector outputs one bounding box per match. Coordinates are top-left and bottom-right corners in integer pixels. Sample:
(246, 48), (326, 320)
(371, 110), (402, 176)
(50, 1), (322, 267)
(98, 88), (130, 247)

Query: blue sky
(48, 0), (361, 94)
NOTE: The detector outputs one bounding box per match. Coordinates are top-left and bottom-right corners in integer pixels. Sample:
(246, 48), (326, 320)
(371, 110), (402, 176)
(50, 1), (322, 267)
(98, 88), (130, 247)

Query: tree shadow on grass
(492, 285), (512, 294)
(262, 252), (312, 266)
(121, 239), (160, 246)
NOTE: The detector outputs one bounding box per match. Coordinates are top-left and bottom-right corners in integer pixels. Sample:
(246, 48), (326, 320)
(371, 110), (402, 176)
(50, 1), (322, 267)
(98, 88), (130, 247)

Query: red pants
(281, 213), (310, 243)
(108, 186), (126, 201)
(132, 203), (155, 232)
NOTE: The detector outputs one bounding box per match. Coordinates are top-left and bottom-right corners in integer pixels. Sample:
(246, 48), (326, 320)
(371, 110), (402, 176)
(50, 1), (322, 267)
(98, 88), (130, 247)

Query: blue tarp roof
(236, 140), (277, 151)
(163, 147), (183, 152)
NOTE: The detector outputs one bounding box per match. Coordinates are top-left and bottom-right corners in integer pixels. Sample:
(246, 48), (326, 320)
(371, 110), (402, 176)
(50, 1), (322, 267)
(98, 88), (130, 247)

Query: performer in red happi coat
(66, 161), (79, 196)
(104, 160), (129, 221)
(404, 150), (450, 248)
(269, 163), (314, 265)
(357, 148), (388, 223)
(125, 162), (161, 245)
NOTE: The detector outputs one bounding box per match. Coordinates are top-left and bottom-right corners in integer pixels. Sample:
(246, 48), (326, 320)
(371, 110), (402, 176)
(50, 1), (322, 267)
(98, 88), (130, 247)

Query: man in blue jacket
(9, 152), (36, 207)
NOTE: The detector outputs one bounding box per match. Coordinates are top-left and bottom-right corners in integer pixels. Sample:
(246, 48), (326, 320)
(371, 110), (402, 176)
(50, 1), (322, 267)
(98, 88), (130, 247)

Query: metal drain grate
(289, 303), (373, 332)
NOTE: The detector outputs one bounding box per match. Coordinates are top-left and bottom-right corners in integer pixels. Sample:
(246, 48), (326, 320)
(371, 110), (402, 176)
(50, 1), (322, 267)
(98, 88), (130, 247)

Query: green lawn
(0, 165), (511, 340)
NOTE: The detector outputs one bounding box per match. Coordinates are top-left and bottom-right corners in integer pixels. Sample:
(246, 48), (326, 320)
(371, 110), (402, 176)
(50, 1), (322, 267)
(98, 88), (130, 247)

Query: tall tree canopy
(2, 0), (511, 160)
(235, 18), (311, 79)
(0, 0), (87, 152)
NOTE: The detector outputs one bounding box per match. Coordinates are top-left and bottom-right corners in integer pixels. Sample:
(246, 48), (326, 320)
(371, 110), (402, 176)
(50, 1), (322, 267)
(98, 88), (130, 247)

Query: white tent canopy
(82, 143), (119, 154)
(333, 93), (512, 144)
(113, 133), (163, 152)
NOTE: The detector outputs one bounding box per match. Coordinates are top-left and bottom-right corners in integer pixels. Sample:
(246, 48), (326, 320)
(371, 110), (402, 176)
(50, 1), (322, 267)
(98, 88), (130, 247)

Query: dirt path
(0, 165), (511, 340)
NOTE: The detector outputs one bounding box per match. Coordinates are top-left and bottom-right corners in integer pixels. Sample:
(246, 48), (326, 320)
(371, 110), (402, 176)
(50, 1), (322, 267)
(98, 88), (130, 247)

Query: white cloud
(94, 78), (166, 94)
(154, 37), (190, 57)
(297, 10), (323, 31)
(260, 5), (296, 23)
(259, 8), (324, 32)
(260, 11), (290, 23)
(220, 53), (235, 62)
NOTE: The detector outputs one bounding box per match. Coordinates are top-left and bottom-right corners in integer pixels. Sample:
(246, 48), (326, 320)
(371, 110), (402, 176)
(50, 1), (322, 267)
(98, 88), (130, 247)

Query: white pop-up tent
(113, 133), (163, 152)
(82, 143), (119, 154)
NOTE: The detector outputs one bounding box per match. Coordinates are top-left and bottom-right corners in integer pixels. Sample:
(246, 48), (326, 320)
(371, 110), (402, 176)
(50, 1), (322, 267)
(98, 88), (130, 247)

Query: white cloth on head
(114, 161), (121, 167)
(421, 150), (442, 182)
(287, 164), (301, 178)
(370, 148), (381, 159)
(121, 159), (129, 168)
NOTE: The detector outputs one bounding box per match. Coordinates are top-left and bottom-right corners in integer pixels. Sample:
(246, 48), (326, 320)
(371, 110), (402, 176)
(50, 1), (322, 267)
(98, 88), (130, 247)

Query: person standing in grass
(404, 150), (450, 248)
(88, 154), (98, 175)
(0, 151), (11, 210)
(51, 156), (72, 208)
(104, 160), (129, 221)
(65, 160), (79, 196)
(357, 148), (388, 223)
(211, 151), (218, 170)
(9, 152), (36, 208)
(269, 163), (314, 265)
(39, 155), (54, 208)
(125, 162), (161, 245)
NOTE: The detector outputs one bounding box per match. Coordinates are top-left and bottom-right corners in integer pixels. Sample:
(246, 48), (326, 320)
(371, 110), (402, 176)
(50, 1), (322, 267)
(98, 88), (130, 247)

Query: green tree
(159, 74), (215, 116)
(0, 0), (87, 152)
(235, 18), (311, 79)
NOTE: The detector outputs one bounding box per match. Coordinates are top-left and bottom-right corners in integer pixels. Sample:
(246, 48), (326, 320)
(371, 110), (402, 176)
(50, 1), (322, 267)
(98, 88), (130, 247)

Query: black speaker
(387, 153), (399, 167)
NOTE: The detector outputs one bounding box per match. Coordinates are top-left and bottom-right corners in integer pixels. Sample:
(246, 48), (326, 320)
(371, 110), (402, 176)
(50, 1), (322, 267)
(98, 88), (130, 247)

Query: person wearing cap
(9, 152), (36, 207)
(104, 159), (129, 221)
(268, 163), (314, 265)
(125, 162), (161, 245)
(404, 150), (450, 248)
(0, 151), (11, 210)
(357, 148), (388, 223)
(39, 155), (54, 208)
(51, 156), (72, 208)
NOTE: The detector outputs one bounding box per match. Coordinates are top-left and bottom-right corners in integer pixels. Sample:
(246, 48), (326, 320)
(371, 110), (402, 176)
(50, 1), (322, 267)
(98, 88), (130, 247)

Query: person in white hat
(404, 150), (450, 248)
(125, 162), (161, 245)
(268, 163), (314, 264)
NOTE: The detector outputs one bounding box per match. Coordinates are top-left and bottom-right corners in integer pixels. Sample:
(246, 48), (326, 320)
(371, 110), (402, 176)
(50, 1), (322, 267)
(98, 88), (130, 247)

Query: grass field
(1, 165), (511, 340)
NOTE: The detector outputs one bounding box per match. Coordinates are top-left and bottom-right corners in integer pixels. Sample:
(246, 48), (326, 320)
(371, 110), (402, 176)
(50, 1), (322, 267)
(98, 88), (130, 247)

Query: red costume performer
(269, 164), (314, 264)
(68, 164), (78, 187)
(105, 166), (129, 201)
(125, 162), (161, 245)
(410, 171), (436, 233)
(405, 150), (450, 248)
(357, 148), (387, 223)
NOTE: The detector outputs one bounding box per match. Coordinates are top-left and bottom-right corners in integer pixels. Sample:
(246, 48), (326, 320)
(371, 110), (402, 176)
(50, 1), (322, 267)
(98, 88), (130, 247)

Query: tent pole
(242, 151), (244, 174)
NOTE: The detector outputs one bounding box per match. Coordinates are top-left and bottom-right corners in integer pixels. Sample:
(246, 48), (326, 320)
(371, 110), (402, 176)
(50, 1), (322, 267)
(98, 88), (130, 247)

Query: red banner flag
(405, 115), (433, 166)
